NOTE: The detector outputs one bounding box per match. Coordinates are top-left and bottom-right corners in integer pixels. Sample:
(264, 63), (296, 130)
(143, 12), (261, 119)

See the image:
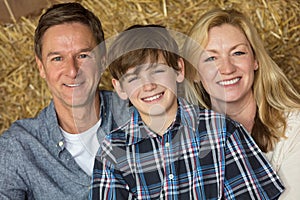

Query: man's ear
(112, 78), (128, 100)
(36, 55), (46, 79)
(176, 58), (185, 83)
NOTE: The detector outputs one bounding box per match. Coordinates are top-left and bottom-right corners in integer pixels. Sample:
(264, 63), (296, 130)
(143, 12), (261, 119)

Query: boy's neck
(140, 106), (178, 136)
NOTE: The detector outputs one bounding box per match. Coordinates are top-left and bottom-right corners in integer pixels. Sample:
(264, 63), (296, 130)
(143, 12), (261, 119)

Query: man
(0, 3), (128, 199)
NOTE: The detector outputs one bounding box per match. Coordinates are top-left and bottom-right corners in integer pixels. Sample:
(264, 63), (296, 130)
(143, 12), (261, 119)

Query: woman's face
(197, 23), (258, 108)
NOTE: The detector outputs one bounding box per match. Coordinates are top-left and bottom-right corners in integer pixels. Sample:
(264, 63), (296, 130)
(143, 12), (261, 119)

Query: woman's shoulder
(285, 110), (300, 137)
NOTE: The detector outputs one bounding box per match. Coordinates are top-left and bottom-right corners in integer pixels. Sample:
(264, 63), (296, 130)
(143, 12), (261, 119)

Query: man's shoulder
(1, 101), (57, 141)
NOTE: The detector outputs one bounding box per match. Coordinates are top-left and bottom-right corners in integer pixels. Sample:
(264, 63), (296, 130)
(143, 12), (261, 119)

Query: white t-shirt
(61, 120), (101, 176)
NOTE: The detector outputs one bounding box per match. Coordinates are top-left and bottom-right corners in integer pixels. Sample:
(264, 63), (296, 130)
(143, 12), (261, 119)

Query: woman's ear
(112, 79), (128, 100)
(176, 58), (185, 83)
(254, 59), (259, 71)
(254, 58), (259, 71)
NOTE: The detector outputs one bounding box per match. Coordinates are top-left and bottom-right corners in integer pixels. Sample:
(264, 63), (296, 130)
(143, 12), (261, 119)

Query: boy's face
(113, 54), (184, 120)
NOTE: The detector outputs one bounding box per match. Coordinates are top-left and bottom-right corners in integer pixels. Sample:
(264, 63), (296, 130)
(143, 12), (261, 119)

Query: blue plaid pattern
(90, 98), (284, 200)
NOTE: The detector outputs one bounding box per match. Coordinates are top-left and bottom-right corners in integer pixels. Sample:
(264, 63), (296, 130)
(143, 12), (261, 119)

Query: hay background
(0, 0), (299, 134)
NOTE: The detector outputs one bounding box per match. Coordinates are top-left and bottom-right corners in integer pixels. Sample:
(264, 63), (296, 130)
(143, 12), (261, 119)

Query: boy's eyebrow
(122, 62), (168, 80)
(122, 71), (137, 80)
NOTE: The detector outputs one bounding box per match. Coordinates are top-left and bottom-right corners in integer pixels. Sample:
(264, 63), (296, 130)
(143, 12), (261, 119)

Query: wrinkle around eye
(233, 51), (246, 56)
(51, 57), (62, 62)
(204, 56), (216, 62)
(127, 76), (139, 83)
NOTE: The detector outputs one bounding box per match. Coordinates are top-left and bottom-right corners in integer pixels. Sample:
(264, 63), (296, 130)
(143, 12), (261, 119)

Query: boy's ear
(112, 78), (128, 100)
(176, 58), (185, 83)
(36, 55), (46, 79)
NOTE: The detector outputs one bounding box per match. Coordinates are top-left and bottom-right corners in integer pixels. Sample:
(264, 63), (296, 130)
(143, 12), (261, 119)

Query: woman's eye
(233, 51), (246, 56)
(204, 56), (216, 62)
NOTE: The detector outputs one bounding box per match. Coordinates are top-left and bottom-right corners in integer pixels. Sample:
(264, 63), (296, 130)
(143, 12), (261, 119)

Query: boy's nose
(142, 82), (157, 91)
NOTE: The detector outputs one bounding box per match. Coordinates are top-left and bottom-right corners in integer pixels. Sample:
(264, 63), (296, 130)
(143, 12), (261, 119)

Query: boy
(90, 25), (284, 199)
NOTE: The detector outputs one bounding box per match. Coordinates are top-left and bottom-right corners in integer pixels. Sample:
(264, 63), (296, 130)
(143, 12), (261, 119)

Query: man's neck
(212, 92), (256, 133)
(55, 95), (100, 134)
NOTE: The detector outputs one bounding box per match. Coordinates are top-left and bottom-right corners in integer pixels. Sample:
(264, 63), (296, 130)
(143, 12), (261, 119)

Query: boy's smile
(141, 92), (164, 103)
(113, 54), (185, 134)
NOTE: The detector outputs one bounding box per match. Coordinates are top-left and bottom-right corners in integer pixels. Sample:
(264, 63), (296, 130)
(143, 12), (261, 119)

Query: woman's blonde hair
(182, 8), (300, 152)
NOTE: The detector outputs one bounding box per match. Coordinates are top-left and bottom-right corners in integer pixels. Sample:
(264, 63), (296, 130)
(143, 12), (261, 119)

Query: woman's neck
(212, 93), (257, 133)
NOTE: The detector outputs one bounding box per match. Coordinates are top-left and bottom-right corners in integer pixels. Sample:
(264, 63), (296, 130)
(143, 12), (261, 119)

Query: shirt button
(58, 141), (64, 147)
(168, 174), (174, 180)
(165, 142), (170, 148)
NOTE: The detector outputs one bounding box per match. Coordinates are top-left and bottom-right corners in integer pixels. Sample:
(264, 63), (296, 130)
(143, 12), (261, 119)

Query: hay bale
(0, 0), (299, 134)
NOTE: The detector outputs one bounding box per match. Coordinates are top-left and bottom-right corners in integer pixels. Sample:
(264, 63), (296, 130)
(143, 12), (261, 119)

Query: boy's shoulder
(178, 98), (245, 135)
(107, 123), (128, 143)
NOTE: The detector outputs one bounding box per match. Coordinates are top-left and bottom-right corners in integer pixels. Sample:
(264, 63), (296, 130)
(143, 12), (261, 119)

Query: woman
(182, 8), (300, 199)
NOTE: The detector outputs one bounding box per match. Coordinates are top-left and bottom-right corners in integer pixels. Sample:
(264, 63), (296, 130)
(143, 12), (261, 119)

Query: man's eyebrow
(46, 51), (60, 58)
(46, 48), (95, 58)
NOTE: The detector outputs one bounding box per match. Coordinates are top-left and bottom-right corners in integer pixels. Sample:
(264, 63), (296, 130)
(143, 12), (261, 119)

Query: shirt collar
(50, 91), (104, 154)
(125, 97), (198, 146)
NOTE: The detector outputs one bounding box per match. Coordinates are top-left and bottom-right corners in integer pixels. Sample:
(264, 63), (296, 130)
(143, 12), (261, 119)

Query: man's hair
(34, 2), (106, 60)
(108, 24), (181, 80)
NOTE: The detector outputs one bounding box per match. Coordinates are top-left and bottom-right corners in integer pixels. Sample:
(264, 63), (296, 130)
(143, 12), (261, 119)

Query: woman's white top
(265, 111), (300, 200)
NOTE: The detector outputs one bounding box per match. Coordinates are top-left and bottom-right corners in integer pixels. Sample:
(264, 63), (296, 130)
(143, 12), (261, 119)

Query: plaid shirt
(90, 98), (284, 200)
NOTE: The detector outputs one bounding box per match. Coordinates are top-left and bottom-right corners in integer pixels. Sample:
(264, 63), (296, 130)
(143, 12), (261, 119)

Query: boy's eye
(127, 76), (139, 83)
(153, 69), (166, 73)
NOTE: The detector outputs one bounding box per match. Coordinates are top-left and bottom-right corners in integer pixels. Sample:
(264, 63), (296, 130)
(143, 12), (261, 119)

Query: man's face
(36, 22), (103, 110)
(113, 54), (184, 122)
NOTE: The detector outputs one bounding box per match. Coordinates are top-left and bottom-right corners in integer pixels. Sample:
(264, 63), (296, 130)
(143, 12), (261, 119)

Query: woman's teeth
(218, 77), (240, 86)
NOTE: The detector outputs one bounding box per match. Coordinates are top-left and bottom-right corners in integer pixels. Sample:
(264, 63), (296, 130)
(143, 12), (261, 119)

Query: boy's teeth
(143, 93), (162, 101)
(218, 78), (240, 86)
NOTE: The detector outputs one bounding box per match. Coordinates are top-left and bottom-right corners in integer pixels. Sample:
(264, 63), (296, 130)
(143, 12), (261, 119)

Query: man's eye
(78, 54), (89, 59)
(51, 57), (62, 61)
(204, 56), (216, 62)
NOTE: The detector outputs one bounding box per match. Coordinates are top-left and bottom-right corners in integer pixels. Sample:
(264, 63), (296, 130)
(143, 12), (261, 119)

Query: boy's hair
(108, 24), (181, 80)
(34, 2), (106, 60)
